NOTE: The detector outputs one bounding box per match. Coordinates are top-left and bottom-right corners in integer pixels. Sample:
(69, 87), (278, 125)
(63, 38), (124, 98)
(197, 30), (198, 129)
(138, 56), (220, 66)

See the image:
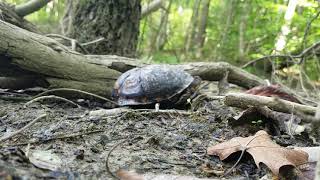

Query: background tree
(64, 0), (141, 57)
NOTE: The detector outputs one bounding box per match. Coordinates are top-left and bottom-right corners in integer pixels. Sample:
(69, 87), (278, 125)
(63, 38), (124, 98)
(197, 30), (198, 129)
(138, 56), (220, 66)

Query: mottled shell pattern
(112, 65), (195, 106)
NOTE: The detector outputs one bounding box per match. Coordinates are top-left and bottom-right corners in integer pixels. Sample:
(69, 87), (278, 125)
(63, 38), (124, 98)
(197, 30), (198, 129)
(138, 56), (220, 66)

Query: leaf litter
(207, 130), (309, 175)
(0, 82), (318, 179)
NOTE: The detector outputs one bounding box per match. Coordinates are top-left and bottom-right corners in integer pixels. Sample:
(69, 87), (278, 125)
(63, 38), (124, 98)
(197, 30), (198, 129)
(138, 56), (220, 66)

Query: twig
(90, 108), (194, 119)
(302, 9), (320, 50)
(224, 133), (265, 176)
(242, 41), (320, 68)
(106, 139), (130, 179)
(0, 96), (31, 101)
(81, 37), (105, 46)
(242, 55), (297, 68)
(24, 95), (81, 108)
(0, 114), (47, 143)
(225, 93), (317, 117)
(5, 129), (104, 146)
(34, 88), (117, 105)
(45, 34), (90, 54)
(224, 148), (246, 176)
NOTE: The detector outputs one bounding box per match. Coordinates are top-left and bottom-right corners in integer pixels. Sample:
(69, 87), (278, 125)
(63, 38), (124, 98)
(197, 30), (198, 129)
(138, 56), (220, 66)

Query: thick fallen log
(0, 19), (266, 97)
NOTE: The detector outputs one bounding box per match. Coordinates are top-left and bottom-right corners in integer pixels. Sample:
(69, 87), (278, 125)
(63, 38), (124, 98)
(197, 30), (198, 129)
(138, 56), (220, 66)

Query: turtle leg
(155, 103), (160, 112)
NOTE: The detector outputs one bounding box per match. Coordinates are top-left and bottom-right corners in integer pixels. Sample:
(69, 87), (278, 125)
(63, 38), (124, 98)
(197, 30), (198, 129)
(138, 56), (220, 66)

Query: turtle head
(190, 76), (202, 91)
(188, 76), (202, 100)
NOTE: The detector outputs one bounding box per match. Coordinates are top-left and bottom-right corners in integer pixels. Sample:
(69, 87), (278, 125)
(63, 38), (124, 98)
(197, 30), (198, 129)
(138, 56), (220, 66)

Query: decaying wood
(225, 93), (317, 121)
(0, 19), (266, 97)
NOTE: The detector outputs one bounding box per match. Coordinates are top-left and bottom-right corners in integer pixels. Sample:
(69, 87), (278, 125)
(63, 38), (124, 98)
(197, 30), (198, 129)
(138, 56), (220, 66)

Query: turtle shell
(112, 65), (195, 106)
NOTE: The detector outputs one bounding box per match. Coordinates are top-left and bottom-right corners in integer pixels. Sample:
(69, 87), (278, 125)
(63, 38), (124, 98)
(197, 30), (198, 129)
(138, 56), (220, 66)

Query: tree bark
(0, 19), (266, 97)
(184, 0), (201, 53)
(195, 0), (210, 58)
(147, 0), (171, 56)
(68, 0), (141, 57)
(273, 0), (298, 53)
(238, 1), (248, 60)
(215, 0), (236, 61)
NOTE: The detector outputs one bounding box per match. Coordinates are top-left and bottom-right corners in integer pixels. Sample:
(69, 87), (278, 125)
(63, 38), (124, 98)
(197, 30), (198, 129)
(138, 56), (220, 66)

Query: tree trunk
(147, 0), (171, 56)
(273, 0), (298, 53)
(195, 0), (211, 58)
(238, 1), (248, 60)
(184, 0), (201, 54)
(215, 0), (236, 61)
(69, 0), (141, 57)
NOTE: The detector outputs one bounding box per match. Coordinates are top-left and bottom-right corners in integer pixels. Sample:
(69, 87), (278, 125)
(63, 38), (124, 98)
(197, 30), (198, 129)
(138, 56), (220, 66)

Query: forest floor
(0, 82), (317, 180)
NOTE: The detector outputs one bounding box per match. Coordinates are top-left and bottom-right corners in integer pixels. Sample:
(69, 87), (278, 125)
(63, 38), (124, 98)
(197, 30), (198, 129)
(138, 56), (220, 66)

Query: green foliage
(139, 0), (319, 64)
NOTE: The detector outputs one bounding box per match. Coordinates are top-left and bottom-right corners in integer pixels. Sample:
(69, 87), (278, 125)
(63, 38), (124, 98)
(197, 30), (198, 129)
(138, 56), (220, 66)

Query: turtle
(112, 64), (201, 108)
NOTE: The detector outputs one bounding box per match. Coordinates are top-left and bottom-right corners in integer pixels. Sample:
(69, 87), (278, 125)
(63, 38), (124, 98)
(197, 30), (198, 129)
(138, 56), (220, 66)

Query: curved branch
(15, 0), (52, 17)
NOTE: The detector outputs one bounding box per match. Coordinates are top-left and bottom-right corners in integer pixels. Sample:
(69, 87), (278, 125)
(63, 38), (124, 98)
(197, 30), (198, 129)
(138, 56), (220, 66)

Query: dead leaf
(116, 169), (144, 180)
(116, 169), (221, 180)
(28, 150), (63, 171)
(207, 130), (308, 175)
(246, 84), (301, 103)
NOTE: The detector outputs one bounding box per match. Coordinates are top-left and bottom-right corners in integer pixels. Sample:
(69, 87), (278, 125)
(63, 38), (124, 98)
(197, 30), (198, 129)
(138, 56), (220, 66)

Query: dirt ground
(0, 83), (317, 180)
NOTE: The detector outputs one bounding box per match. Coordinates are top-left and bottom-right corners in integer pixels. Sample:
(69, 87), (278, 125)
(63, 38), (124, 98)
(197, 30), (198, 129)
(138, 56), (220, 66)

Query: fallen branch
(0, 19), (266, 97)
(224, 93), (317, 121)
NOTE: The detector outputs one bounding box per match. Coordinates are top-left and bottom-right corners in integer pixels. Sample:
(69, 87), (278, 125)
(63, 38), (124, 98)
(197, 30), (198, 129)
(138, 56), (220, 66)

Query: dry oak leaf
(207, 130), (308, 175)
